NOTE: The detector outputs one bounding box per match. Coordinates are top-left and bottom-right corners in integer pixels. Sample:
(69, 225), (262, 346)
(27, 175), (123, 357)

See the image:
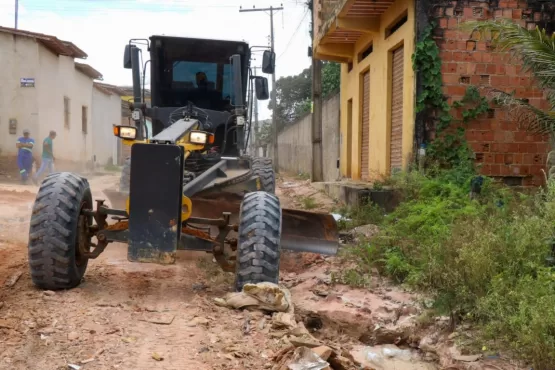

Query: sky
(0, 0), (312, 119)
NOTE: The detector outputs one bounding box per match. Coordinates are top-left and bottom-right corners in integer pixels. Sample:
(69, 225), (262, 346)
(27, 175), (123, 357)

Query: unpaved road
(1, 174), (284, 369)
(0, 173), (520, 370)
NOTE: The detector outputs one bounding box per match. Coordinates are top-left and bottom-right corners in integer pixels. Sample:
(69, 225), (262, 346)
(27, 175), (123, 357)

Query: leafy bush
(347, 168), (555, 368)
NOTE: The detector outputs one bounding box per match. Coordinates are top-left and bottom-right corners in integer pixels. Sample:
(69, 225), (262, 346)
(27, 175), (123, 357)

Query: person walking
(33, 130), (56, 185)
(16, 129), (35, 184)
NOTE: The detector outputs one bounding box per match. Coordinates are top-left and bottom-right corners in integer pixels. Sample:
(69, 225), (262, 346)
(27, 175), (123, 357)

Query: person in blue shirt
(16, 129), (35, 184)
(33, 130), (56, 185)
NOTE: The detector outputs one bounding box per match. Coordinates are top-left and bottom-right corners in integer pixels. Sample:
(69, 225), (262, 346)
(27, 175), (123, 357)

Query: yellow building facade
(313, 0), (416, 180)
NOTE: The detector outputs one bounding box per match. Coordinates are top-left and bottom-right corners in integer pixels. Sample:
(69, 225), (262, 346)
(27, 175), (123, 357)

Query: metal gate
(390, 46), (404, 173)
(361, 70), (370, 180)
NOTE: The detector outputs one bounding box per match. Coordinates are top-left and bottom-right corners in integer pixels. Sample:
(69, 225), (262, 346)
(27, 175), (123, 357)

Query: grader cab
(27, 35), (339, 292)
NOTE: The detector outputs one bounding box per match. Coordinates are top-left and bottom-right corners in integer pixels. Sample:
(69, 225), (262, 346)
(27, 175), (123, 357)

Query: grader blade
(190, 197), (339, 256)
(102, 191), (339, 256)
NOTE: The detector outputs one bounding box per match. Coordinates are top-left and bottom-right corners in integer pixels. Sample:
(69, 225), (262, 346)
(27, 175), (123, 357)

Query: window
(385, 10), (408, 38)
(64, 96), (70, 128)
(171, 60), (233, 99)
(82, 106), (88, 134)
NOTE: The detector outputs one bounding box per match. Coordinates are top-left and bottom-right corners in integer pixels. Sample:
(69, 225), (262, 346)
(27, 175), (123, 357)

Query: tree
(463, 19), (555, 134)
(268, 67), (312, 128)
(268, 61), (341, 130)
(322, 61), (340, 96)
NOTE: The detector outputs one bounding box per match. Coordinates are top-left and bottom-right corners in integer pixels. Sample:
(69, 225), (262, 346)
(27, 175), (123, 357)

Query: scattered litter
(152, 352), (164, 361)
(331, 213), (349, 222)
(68, 364), (81, 370)
(214, 282), (292, 313)
(5, 271), (22, 287)
(362, 345), (412, 366)
(287, 346), (329, 370)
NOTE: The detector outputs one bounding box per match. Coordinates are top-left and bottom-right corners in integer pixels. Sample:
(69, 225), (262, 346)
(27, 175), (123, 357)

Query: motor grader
(27, 35), (339, 292)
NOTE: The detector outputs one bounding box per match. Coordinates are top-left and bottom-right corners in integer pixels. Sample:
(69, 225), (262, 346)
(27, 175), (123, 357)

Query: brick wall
(434, 0), (555, 186)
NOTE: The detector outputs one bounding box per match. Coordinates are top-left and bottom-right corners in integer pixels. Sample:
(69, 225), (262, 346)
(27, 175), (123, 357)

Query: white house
(92, 82), (126, 167)
(0, 26), (121, 173)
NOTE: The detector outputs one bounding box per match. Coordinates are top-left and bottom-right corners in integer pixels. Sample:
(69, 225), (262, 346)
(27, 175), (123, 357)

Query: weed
(301, 196), (318, 210)
(296, 172), (310, 180)
(334, 203), (385, 230)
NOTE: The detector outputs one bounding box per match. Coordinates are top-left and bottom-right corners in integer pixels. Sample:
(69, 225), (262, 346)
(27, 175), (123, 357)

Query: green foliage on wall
(412, 23), (489, 171)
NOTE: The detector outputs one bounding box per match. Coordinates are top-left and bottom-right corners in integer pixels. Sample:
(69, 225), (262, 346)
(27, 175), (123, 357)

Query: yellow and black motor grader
(27, 35), (339, 292)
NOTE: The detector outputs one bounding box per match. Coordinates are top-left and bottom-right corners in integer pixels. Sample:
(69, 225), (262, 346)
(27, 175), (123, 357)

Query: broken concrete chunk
(288, 334), (322, 349)
(4, 271), (22, 287)
(215, 282), (292, 313)
(139, 313), (175, 325)
(272, 312), (297, 330)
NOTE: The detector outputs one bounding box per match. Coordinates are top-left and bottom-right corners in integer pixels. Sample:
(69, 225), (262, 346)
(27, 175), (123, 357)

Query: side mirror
(123, 44), (132, 69)
(262, 50), (275, 74)
(254, 77), (269, 101)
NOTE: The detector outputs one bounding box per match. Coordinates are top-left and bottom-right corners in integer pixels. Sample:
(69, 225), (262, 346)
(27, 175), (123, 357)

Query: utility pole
(239, 4), (283, 171)
(311, 60), (323, 182)
(15, 0), (18, 29)
(310, 2), (323, 182)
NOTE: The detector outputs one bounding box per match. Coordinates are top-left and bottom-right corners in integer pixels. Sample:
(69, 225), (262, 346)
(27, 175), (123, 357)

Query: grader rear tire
(251, 157), (275, 194)
(234, 191), (282, 292)
(28, 172), (93, 290)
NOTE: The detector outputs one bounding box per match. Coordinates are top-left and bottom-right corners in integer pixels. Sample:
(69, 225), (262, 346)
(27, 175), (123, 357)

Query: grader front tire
(234, 191), (282, 292)
(28, 172), (93, 290)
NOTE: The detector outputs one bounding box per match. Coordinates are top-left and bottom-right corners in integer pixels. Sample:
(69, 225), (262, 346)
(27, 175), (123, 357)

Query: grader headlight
(113, 125), (137, 140)
(189, 130), (214, 145)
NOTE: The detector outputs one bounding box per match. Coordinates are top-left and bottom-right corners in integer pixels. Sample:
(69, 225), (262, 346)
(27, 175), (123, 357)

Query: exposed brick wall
(433, 0), (555, 186)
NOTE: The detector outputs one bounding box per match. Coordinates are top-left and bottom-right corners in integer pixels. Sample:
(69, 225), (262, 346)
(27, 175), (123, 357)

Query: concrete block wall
(273, 93), (340, 182)
(434, 0), (555, 186)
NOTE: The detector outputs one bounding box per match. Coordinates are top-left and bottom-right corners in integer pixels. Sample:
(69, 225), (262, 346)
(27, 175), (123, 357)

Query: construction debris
(214, 282), (292, 313)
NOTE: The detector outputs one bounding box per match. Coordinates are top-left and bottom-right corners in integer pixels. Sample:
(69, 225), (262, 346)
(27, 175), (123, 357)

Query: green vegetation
(412, 23), (490, 170)
(268, 61), (340, 129)
(339, 167), (555, 368)
(301, 196), (318, 210)
(333, 18), (555, 369)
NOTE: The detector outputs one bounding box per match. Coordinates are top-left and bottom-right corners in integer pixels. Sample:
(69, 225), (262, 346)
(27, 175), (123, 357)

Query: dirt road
(0, 174), (284, 369)
(0, 173), (520, 370)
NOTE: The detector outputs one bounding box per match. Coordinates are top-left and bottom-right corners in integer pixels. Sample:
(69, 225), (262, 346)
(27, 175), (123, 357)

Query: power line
(277, 8), (307, 60)
(3, 0), (304, 11)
